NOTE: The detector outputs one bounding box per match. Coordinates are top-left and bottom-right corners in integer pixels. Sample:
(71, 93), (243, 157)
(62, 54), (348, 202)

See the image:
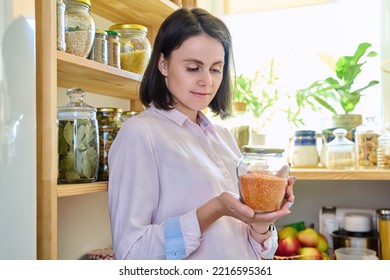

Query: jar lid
(109, 23), (148, 33)
(106, 30), (121, 37)
(327, 128), (354, 151)
(74, 0), (91, 7)
(122, 110), (140, 116)
(95, 29), (107, 35)
(377, 209), (390, 216)
(97, 107), (122, 113)
(241, 145), (284, 154)
(57, 88), (96, 119)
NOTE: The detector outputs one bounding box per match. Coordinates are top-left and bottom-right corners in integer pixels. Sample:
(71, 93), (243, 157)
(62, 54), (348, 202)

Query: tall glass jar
(96, 107), (122, 181)
(355, 117), (381, 169)
(56, 0), (66, 51)
(378, 123), (390, 169)
(237, 146), (289, 213)
(65, 0), (95, 58)
(377, 209), (390, 260)
(108, 24), (151, 74)
(57, 88), (99, 183)
(326, 128), (355, 170)
(121, 110), (140, 123)
(88, 29), (107, 64)
(106, 30), (121, 68)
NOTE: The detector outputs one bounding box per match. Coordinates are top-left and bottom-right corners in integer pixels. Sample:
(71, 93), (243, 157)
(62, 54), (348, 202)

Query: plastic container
(355, 117), (381, 169)
(377, 209), (390, 260)
(56, 0), (66, 51)
(377, 123), (390, 169)
(237, 146), (289, 213)
(88, 29), (107, 64)
(108, 24), (151, 74)
(326, 128), (355, 170)
(65, 0), (95, 58)
(57, 87), (99, 183)
(292, 130), (319, 167)
(96, 107), (122, 181)
(106, 30), (121, 68)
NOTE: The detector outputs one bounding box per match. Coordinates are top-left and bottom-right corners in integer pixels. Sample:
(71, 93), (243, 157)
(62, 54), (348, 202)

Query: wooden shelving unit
(36, 0), (179, 260)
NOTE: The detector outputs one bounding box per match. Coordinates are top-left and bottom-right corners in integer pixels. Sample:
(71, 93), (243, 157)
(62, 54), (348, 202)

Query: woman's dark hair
(139, 7), (234, 119)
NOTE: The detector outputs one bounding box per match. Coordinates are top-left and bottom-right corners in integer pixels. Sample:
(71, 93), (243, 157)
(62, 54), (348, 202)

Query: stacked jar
(108, 24), (151, 74)
(355, 117), (381, 169)
(57, 88), (99, 183)
(96, 107), (122, 181)
(64, 0), (95, 58)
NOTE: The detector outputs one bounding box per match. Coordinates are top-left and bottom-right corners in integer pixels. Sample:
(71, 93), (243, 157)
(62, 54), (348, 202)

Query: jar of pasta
(355, 117), (381, 169)
(57, 88), (99, 183)
(108, 24), (151, 74)
(65, 0), (95, 58)
(237, 146), (289, 213)
(96, 107), (122, 181)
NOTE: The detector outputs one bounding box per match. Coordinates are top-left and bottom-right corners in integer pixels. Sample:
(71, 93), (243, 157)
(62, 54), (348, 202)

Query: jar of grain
(88, 29), (107, 64)
(108, 24), (151, 74)
(237, 146), (289, 213)
(96, 107), (122, 181)
(378, 123), (390, 169)
(326, 128), (355, 170)
(355, 117), (381, 169)
(57, 88), (99, 183)
(106, 30), (121, 68)
(64, 0), (95, 58)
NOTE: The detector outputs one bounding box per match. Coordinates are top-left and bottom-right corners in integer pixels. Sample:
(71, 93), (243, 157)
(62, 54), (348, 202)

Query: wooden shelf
(291, 168), (390, 180)
(57, 51), (142, 99)
(57, 181), (108, 197)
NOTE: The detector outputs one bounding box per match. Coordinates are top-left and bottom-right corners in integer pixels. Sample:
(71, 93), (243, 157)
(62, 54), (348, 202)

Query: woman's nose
(198, 71), (212, 87)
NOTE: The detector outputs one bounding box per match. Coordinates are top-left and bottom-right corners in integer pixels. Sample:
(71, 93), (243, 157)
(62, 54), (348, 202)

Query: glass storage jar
(108, 24), (151, 74)
(56, 0), (66, 51)
(96, 107), (122, 181)
(121, 110), (140, 122)
(326, 128), (355, 170)
(355, 117), (381, 169)
(292, 130), (319, 167)
(237, 146), (289, 213)
(88, 29), (107, 64)
(57, 87), (99, 183)
(106, 30), (121, 68)
(65, 0), (95, 58)
(377, 209), (390, 260)
(378, 122), (390, 169)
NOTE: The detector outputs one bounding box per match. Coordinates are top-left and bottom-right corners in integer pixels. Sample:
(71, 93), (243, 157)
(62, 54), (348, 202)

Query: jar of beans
(65, 0), (95, 58)
(237, 146), (289, 213)
(96, 107), (122, 181)
(108, 24), (151, 74)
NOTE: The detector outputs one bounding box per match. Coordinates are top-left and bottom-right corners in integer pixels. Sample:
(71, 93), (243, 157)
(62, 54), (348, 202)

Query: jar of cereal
(65, 0), (95, 58)
(355, 117), (381, 169)
(108, 24), (151, 74)
(237, 146), (289, 213)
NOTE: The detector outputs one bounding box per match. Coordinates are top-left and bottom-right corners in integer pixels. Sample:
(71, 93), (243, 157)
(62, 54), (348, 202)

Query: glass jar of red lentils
(237, 146), (289, 213)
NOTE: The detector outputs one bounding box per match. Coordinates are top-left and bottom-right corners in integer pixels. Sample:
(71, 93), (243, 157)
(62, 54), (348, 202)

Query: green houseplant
(295, 42), (379, 129)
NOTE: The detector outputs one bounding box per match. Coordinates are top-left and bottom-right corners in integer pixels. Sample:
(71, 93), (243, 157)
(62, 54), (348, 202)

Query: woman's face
(158, 33), (225, 122)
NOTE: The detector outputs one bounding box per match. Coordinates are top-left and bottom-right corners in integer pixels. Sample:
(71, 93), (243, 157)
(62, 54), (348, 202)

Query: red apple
(299, 247), (322, 260)
(275, 236), (301, 256)
(297, 228), (319, 247)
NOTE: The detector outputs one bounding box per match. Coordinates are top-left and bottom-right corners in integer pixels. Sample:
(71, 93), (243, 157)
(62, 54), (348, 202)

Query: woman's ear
(158, 53), (168, 76)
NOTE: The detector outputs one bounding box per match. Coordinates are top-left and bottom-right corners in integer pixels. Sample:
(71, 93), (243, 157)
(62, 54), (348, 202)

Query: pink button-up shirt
(108, 105), (277, 259)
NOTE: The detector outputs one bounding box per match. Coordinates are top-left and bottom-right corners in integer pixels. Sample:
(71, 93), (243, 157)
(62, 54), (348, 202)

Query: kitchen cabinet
(36, 0), (180, 260)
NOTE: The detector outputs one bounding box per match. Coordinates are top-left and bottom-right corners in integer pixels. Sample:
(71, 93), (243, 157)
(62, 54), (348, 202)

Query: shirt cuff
(164, 217), (186, 260)
(248, 226), (278, 259)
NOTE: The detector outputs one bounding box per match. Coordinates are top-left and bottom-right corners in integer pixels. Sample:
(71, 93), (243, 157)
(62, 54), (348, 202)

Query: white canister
(292, 130), (319, 167)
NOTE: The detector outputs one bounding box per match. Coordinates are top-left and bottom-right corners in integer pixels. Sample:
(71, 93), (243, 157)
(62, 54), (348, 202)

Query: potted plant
(295, 42), (379, 131)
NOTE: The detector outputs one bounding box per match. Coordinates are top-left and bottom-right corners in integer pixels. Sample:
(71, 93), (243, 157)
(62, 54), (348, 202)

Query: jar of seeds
(57, 88), (99, 183)
(88, 29), (107, 64)
(96, 107), (122, 181)
(65, 0), (95, 58)
(106, 30), (121, 68)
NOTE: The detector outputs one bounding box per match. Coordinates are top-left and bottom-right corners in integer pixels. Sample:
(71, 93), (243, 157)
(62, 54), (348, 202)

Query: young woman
(108, 7), (295, 260)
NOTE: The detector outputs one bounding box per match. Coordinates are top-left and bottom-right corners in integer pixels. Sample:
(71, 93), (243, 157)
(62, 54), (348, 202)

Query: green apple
(297, 228), (319, 247)
(275, 236), (301, 256)
(278, 226), (298, 239)
(316, 232), (329, 252)
(298, 247), (322, 260)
